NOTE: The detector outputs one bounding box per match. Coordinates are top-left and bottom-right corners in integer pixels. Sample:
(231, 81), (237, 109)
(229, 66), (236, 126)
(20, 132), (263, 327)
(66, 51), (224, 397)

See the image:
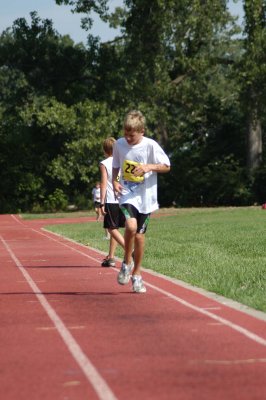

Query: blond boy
(112, 110), (170, 293)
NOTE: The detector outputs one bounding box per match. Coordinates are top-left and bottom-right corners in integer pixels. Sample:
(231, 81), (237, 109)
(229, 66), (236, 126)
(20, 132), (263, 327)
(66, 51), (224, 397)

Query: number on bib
(123, 160), (144, 183)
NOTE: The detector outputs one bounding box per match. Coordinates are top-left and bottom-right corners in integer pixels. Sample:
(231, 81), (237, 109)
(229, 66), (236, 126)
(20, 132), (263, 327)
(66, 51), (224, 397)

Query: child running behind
(99, 137), (125, 267)
(92, 182), (101, 221)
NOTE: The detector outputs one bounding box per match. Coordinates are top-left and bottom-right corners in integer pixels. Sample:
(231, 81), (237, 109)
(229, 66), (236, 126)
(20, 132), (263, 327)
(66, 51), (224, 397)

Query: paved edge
(142, 268), (266, 322)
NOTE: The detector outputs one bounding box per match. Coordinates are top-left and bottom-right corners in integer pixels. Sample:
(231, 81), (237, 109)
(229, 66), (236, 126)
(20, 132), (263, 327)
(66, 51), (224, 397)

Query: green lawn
(23, 207), (266, 313)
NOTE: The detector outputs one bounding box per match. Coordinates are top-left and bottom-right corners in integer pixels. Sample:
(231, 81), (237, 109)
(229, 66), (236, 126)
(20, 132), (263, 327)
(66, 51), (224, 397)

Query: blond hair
(103, 137), (116, 156)
(124, 110), (146, 132)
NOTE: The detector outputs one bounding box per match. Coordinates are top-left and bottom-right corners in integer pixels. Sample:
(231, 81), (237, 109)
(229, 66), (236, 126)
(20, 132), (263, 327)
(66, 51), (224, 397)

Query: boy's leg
(117, 215), (136, 285)
(131, 231), (146, 293)
(132, 232), (145, 276)
(131, 212), (150, 293)
(109, 228), (125, 249)
(96, 207), (101, 221)
(102, 234), (117, 266)
(102, 204), (125, 267)
(106, 203), (125, 252)
(124, 217), (137, 265)
(108, 235), (117, 259)
(107, 228), (125, 259)
(118, 204), (149, 287)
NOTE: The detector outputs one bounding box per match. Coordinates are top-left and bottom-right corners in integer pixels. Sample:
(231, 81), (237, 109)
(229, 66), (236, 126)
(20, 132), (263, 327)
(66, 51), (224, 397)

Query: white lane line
(11, 214), (28, 226)
(32, 228), (102, 264)
(1, 236), (117, 400)
(145, 282), (266, 347)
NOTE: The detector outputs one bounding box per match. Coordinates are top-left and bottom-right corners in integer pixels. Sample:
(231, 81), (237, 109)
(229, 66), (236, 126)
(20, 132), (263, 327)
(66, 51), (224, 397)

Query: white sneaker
(117, 261), (133, 285)
(132, 275), (146, 293)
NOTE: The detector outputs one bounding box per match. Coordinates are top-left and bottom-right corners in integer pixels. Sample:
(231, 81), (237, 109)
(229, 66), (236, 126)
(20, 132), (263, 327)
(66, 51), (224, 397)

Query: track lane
(1, 215), (266, 400)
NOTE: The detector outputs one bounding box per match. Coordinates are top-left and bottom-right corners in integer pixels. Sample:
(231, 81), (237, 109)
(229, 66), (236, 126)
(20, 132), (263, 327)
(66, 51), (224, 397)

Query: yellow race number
(123, 160), (144, 183)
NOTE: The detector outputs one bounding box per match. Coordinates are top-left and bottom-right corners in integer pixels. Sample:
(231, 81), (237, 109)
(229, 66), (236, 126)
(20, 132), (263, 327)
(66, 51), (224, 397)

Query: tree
(54, 0), (251, 206)
(1, 0), (262, 211)
(242, 0), (266, 173)
(0, 94), (119, 212)
(0, 12), (96, 104)
(0, 12), (116, 212)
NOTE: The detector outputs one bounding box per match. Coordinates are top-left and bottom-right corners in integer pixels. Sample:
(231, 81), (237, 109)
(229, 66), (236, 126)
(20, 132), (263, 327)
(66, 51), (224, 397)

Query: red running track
(0, 214), (265, 400)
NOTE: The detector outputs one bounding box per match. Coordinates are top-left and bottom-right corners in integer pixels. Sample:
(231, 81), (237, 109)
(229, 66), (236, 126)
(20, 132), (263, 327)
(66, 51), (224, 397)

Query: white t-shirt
(100, 156), (118, 204)
(112, 136), (170, 214)
(92, 187), (100, 202)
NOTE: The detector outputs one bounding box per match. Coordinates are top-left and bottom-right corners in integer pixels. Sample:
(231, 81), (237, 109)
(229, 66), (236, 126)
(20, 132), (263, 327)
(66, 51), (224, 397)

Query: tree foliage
(0, 1), (265, 212)
(241, 0), (266, 172)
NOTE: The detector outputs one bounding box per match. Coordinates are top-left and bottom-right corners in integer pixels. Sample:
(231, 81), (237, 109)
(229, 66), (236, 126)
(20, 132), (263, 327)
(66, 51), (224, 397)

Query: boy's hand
(134, 163), (170, 174)
(113, 180), (123, 199)
(134, 164), (149, 176)
(100, 205), (106, 215)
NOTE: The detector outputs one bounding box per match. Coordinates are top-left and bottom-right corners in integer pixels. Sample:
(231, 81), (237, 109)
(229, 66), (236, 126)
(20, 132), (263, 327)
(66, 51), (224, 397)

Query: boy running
(112, 110), (170, 293)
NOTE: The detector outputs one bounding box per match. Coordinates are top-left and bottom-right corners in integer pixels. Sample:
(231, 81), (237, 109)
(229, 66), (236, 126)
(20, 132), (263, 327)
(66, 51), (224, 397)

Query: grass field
(23, 207), (266, 313)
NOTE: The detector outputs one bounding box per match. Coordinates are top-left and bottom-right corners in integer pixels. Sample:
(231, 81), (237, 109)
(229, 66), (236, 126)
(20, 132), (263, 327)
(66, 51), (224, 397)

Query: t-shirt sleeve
(152, 142), (170, 166)
(112, 142), (120, 169)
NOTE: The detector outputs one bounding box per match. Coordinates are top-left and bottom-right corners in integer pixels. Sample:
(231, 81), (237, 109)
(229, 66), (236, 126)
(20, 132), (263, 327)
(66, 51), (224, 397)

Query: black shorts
(120, 203), (150, 234)
(103, 203), (125, 229)
(94, 201), (101, 208)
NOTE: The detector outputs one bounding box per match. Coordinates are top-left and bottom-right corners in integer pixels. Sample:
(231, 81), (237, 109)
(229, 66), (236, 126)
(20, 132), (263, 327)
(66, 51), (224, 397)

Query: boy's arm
(134, 163), (170, 177)
(112, 167), (123, 196)
(99, 164), (107, 209)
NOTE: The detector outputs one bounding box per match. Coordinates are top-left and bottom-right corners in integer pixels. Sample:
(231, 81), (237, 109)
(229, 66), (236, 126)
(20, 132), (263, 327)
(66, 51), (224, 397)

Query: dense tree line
(0, 0), (265, 213)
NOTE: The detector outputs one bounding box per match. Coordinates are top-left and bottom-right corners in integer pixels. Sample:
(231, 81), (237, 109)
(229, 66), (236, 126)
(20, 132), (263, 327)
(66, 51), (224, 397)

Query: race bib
(123, 160), (144, 183)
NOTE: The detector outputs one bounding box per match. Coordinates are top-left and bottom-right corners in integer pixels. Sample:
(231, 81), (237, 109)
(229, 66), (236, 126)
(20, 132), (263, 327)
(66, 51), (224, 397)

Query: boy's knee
(127, 226), (137, 235)
(126, 219), (137, 234)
